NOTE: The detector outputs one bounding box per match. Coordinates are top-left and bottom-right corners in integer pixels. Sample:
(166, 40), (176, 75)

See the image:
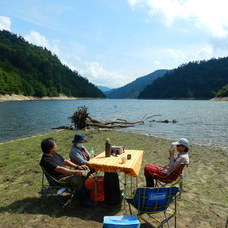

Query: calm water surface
(0, 99), (227, 147)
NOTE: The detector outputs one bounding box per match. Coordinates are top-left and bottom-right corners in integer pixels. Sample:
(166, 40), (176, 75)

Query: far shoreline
(0, 94), (105, 102)
(210, 97), (228, 101)
(1, 93), (228, 102)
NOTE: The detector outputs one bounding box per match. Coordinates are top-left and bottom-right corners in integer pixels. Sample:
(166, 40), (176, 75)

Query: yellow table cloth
(87, 150), (144, 177)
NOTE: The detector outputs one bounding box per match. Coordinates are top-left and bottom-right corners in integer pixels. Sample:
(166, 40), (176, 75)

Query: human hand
(77, 164), (89, 170)
(73, 170), (84, 176)
(169, 145), (175, 156)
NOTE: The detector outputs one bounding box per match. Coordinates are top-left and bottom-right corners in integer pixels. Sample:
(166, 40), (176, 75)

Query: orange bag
(85, 176), (105, 201)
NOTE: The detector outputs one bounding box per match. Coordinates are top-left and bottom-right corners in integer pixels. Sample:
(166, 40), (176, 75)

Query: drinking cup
(121, 157), (127, 164)
(127, 154), (131, 160)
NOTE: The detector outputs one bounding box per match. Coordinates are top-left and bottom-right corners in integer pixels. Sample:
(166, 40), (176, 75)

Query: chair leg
(128, 202), (132, 215)
(63, 189), (76, 208)
(174, 214), (177, 228)
(164, 212), (170, 228)
(176, 176), (183, 199)
(40, 187), (48, 205)
(139, 216), (156, 228)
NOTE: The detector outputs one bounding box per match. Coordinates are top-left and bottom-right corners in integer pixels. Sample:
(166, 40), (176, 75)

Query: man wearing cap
(69, 133), (91, 168)
(144, 138), (190, 187)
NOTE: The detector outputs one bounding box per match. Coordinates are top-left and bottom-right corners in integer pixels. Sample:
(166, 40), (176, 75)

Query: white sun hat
(172, 138), (189, 148)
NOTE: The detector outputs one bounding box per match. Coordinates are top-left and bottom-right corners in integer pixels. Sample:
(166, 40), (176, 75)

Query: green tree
(0, 30), (105, 98)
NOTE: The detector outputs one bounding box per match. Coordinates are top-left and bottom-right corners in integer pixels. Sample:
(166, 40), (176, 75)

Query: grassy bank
(0, 129), (227, 227)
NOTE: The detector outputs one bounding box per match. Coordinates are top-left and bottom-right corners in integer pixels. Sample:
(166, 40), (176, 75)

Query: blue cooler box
(103, 215), (140, 228)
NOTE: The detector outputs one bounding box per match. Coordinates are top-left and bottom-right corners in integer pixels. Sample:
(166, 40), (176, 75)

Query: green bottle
(105, 138), (111, 157)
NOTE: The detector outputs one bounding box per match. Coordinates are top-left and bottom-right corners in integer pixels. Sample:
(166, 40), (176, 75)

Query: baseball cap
(172, 138), (189, 148)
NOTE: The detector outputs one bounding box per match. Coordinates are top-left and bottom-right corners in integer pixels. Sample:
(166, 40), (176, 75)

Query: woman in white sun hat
(144, 138), (190, 187)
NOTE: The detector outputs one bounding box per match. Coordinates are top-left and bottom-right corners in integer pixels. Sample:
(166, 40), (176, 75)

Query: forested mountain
(105, 70), (168, 99)
(215, 84), (228, 97)
(138, 58), (228, 99)
(0, 30), (104, 98)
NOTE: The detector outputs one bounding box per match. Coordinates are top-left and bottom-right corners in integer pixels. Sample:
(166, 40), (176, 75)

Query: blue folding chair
(123, 187), (180, 228)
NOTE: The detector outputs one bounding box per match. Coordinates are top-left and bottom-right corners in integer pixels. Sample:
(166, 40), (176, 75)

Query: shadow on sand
(0, 195), (153, 227)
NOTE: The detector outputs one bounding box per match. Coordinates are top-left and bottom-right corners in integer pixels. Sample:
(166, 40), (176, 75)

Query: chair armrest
(153, 164), (186, 181)
(153, 173), (170, 179)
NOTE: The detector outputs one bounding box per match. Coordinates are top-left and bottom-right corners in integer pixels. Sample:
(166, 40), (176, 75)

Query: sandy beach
(0, 94), (103, 102)
(0, 129), (227, 227)
(211, 97), (228, 101)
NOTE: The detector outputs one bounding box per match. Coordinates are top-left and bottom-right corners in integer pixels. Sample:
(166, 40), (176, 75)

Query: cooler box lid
(103, 215), (140, 228)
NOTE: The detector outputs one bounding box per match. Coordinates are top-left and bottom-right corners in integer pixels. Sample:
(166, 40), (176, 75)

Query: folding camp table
(87, 150), (144, 208)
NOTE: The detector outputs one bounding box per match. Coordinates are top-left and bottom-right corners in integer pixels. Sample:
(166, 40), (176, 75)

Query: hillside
(138, 58), (228, 99)
(214, 84), (228, 97)
(0, 30), (104, 98)
(105, 70), (168, 99)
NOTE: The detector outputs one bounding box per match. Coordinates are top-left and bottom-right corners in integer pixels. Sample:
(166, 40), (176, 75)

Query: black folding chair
(40, 166), (76, 207)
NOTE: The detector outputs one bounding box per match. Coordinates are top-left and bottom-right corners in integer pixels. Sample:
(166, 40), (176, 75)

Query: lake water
(0, 99), (227, 147)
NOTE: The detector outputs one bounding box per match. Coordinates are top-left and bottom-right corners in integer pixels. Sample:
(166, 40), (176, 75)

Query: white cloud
(167, 48), (187, 63)
(128, 0), (228, 38)
(24, 31), (61, 55)
(154, 60), (161, 66)
(164, 43), (223, 68)
(80, 61), (128, 88)
(24, 31), (127, 88)
(0, 16), (11, 31)
(197, 46), (213, 59)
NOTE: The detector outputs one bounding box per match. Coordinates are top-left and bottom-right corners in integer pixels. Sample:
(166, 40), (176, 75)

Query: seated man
(39, 137), (93, 207)
(144, 138), (190, 187)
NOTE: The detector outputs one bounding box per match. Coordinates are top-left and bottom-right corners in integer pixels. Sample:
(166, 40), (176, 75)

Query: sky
(1, 0), (228, 88)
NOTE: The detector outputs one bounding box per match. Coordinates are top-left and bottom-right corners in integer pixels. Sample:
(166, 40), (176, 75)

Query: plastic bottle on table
(105, 138), (111, 157)
(90, 147), (95, 158)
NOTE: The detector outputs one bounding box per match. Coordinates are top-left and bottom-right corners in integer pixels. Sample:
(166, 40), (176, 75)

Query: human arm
(55, 166), (84, 176)
(64, 159), (89, 170)
(167, 153), (189, 171)
(168, 145), (175, 158)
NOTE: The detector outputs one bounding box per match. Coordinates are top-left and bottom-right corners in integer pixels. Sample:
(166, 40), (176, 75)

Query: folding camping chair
(154, 164), (187, 197)
(123, 187), (180, 228)
(40, 166), (76, 207)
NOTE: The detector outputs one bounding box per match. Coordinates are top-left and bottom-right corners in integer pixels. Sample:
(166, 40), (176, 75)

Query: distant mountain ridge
(105, 69), (169, 99)
(139, 58), (228, 99)
(96, 85), (112, 92)
(0, 30), (104, 98)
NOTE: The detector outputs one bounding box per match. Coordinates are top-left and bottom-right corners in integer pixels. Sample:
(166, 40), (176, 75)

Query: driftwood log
(150, 119), (178, 123)
(69, 106), (161, 129)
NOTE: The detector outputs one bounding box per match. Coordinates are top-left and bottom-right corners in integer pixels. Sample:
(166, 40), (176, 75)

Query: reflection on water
(0, 99), (227, 147)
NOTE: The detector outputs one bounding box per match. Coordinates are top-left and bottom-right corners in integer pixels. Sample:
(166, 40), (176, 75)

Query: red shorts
(144, 164), (166, 177)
